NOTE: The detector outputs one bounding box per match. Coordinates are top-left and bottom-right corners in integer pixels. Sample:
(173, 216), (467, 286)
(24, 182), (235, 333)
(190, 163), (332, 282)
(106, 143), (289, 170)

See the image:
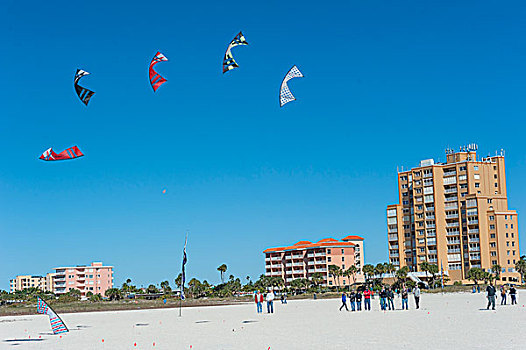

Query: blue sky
(1, 0), (525, 290)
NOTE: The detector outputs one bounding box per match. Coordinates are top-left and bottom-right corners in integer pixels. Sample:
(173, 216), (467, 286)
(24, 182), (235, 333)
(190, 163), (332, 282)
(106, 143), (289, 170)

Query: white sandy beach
(1, 292), (525, 350)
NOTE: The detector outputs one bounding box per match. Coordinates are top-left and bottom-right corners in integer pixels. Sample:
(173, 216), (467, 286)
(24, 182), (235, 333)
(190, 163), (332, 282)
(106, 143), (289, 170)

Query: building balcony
(271, 257), (281, 261)
(308, 269), (315, 273)
(447, 249), (461, 253)
(444, 188), (458, 194)
(468, 220), (479, 225)
(469, 238), (480, 243)
(390, 253), (399, 257)
(444, 204), (458, 209)
(428, 250), (437, 254)
(446, 222), (459, 228)
(446, 230), (460, 236)
(429, 259), (438, 263)
(470, 247), (481, 252)
(468, 229), (479, 234)
(443, 171), (457, 177)
(388, 234), (398, 241)
(445, 196), (458, 202)
(314, 253), (326, 257)
(426, 224), (436, 228)
(315, 260), (327, 265)
(292, 255), (303, 259)
(426, 215), (435, 219)
(446, 214), (459, 219)
(447, 240), (461, 245)
(471, 264), (482, 268)
(285, 263), (292, 267)
(307, 253), (314, 258)
(315, 268), (327, 273)
(426, 234), (436, 238)
(292, 262), (303, 267)
(470, 255), (481, 261)
(427, 239), (437, 245)
(423, 173), (433, 178)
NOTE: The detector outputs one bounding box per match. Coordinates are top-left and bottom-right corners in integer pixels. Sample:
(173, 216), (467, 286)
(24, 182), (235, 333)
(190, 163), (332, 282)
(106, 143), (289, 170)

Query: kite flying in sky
(39, 146), (84, 161)
(222, 32), (248, 74)
(279, 65), (304, 107)
(74, 69), (95, 106)
(37, 297), (69, 335)
(149, 52), (168, 92)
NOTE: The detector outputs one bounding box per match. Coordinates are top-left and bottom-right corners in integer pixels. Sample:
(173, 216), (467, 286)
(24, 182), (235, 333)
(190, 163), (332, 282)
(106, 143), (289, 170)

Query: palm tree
(246, 276), (251, 285)
(174, 273), (183, 290)
(160, 281), (171, 293)
(362, 264), (375, 286)
(515, 256), (526, 284)
(217, 264), (227, 284)
(375, 263), (386, 285)
(395, 266), (409, 287)
(419, 261), (430, 282)
(467, 267), (484, 285)
(310, 272), (325, 292)
(427, 264), (439, 288)
(491, 264), (502, 280)
(105, 288), (122, 301)
(344, 266), (358, 290)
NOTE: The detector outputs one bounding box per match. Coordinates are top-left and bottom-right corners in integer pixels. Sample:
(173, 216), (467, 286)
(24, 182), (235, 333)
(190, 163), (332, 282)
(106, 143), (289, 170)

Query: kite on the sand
(39, 146), (84, 161)
(222, 32), (248, 73)
(37, 297), (68, 335)
(74, 69), (95, 106)
(149, 52), (168, 92)
(279, 65), (304, 107)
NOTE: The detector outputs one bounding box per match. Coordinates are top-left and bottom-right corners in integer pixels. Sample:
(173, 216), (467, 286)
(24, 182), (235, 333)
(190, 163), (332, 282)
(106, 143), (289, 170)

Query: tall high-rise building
(387, 145), (521, 283)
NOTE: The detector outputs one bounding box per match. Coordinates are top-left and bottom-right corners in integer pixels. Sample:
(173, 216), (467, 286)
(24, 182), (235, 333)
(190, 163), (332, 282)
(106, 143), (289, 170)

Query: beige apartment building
(9, 273), (56, 293)
(387, 145), (521, 283)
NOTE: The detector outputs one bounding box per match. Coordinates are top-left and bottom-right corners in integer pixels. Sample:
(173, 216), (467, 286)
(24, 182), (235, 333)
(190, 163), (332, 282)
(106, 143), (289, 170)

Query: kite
(222, 32), (248, 74)
(279, 65), (304, 107)
(37, 297), (69, 335)
(149, 52), (168, 92)
(39, 146), (84, 161)
(74, 69), (95, 106)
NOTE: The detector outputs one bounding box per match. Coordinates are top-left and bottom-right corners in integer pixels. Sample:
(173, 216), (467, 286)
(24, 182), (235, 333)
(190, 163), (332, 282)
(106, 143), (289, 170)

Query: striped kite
(74, 69), (95, 106)
(37, 297), (69, 335)
(149, 52), (168, 92)
(279, 65), (304, 107)
(222, 32), (248, 74)
(39, 146), (84, 161)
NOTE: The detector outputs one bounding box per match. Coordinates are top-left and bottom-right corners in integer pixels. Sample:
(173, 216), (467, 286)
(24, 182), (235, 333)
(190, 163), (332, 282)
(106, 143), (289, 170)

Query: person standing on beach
(349, 290), (356, 311)
(266, 290), (275, 313)
(339, 292), (349, 311)
(401, 287), (409, 310)
(500, 286), (507, 305)
(414, 285), (421, 309)
(379, 287), (387, 311)
(512, 286), (518, 304)
(363, 288), (372, 311)
(486, 282), (496, 310)
(387, 287), (395, 311)
(356, 290), (363, 311)
(255, 291), (263, 313)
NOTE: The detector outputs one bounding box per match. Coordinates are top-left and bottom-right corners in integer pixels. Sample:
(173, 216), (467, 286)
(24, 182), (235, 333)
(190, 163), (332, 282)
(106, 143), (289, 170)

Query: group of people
(486, 283), (518, 310)
(254, 290), (276, 314)
(340, 285), (421, 312)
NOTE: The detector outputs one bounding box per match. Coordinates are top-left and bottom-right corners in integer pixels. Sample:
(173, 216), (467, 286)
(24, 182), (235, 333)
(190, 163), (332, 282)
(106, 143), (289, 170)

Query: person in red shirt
(363, 288), (372, 310)
(255, 291), (263, 313)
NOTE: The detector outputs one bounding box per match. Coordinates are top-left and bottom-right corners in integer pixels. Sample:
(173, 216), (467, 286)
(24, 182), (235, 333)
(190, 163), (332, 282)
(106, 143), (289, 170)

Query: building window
(328, 257), (332, 262)
(475, 183), (480, 188)
(342, 265), (345, 270)
(495, 183), (498, 187)
(489, 215), (494, 220)
(491, 252), (497, 257)
(474, 166), (479, 170)
(474, 174), (480, 180)
(341, 257), (345, 262)
(490, 225), (495, 230)
(327, 249), (331, 254)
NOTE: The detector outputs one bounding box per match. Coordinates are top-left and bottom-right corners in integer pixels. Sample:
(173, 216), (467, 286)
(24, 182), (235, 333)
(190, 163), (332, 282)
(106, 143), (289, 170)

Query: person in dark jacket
(486, 283), (496, 310)
(339, 292), (349, 311)
(349, 290), (356, 311)
(356, 291), (363, 311)
(401, 287), (409, 310)
(387, 287), (395, 310)
(379, 288), (387, 310)
(510, 286), (517, 305)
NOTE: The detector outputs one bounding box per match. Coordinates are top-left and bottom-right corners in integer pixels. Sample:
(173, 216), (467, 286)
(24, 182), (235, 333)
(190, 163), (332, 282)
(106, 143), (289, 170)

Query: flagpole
(179, 233), (188, 317)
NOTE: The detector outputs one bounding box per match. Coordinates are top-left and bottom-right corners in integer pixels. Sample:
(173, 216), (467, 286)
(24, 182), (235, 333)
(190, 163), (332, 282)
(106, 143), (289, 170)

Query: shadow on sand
(241, 320), (258, 324)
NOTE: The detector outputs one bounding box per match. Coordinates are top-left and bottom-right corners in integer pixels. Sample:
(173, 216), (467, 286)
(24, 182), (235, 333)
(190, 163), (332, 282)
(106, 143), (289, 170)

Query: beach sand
(1, 291), (525, 349)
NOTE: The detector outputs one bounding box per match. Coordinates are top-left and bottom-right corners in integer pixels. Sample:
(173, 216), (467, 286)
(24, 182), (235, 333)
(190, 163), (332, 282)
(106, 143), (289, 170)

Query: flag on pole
(37, 297), (68, 334)
(181, 235), (188, 300)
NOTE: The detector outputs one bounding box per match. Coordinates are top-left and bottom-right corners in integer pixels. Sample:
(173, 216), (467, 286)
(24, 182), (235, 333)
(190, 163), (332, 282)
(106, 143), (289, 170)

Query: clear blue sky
(1, 0), (525, 290)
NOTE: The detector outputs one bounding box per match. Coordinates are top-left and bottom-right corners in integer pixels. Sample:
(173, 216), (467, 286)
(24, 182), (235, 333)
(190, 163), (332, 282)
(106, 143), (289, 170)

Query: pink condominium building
(53, 262), (113, 298)
(264, 236), (365, 287)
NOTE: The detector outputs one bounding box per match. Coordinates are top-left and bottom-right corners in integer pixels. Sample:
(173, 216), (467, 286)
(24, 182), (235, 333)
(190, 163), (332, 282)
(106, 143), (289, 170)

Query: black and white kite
(223, 32), (248, 73)
(74, 69), (95, 106)
(279, 65), (304, 107)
